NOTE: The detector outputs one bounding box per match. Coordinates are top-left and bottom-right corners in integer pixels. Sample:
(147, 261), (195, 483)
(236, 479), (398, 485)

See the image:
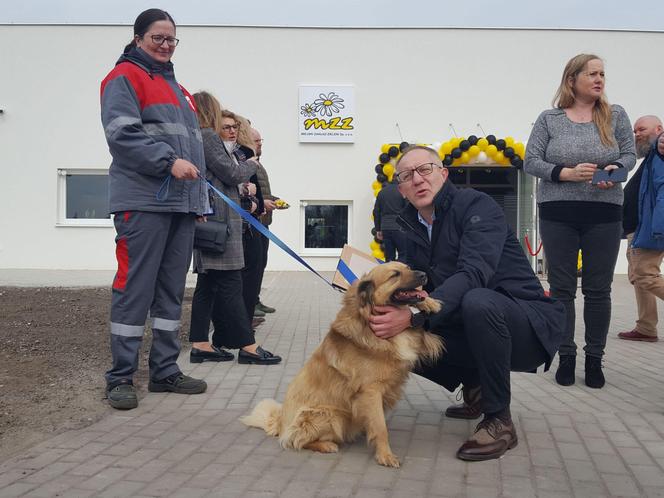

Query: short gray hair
(395, 145), (442, 170)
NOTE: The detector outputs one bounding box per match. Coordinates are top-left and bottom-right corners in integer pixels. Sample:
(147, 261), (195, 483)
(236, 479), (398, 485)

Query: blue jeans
(540, 219), (622, 358)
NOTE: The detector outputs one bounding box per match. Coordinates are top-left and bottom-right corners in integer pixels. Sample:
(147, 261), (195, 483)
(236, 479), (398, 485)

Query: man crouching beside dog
(370, 145), (566, 461)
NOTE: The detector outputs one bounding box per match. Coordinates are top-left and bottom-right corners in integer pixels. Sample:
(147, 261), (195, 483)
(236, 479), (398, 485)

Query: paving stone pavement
(1, 273), (664, 498)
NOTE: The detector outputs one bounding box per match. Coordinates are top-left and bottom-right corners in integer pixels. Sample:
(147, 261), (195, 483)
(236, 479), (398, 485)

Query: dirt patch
(0, 287), (193, 462)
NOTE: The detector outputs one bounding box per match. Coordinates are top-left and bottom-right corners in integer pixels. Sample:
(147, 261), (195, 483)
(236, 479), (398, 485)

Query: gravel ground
(0, 286), (192, 462)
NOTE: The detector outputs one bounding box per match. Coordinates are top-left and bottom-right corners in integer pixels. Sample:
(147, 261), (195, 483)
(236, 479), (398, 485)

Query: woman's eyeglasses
(149, 35), (179, 47)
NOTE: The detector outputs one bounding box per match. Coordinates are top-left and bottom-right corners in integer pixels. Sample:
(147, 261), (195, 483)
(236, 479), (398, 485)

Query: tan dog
(240, 261), (443, 467)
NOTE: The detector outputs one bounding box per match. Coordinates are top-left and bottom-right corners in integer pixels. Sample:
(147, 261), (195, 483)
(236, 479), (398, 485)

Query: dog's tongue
(395, 289), (428, 300)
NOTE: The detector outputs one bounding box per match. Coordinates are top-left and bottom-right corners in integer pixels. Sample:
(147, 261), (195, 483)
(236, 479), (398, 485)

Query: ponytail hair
(123, 8), (176, 54)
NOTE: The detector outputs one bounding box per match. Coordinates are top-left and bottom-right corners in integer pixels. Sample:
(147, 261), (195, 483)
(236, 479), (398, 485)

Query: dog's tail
(240, 399), (282, 437)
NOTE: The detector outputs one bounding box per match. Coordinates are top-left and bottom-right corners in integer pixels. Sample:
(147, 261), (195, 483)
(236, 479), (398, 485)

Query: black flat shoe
(238, 346), (281, 365)
(190, 345), (235, 363)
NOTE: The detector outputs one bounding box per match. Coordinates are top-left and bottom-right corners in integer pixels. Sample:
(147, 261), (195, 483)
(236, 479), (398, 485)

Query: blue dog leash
(157, 174), (377, 290)
(201, 175), (352, 291)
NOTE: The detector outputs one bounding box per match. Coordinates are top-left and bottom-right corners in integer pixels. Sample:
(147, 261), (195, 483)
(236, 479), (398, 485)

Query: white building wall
(1, 25), (663, 272)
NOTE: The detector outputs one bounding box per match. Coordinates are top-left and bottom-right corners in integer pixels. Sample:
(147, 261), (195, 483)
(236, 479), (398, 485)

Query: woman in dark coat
(188, 92), (280, 365)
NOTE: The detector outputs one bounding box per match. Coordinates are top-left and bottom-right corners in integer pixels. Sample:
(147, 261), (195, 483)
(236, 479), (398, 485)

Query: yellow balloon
(477, 137), (489, 149)
(468, 145), (480, 157)
(505, 137), (515, 148)
(486, 144), (498, 157)
(514, 142), (525, 157)
(440, 142), (453, 156)
(373, 188), (381, 198)
(370, 240), (379, 251)
(372, 249), (384, 260)
(494, 151), (505, 164)
(383, 163), (395, 176)
(381, 143), (393, 154)
(372, 180), (381, 190)
(460, 152), (470, 164)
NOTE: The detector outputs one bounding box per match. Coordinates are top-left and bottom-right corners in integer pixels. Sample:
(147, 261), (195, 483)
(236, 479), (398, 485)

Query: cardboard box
(332, 244), (384, 291)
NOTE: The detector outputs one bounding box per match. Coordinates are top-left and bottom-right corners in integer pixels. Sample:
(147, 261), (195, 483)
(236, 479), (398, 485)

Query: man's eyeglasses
(221, 124), (240, 131)
(394, 163), (436, 183)
(150, 35), (179, 47)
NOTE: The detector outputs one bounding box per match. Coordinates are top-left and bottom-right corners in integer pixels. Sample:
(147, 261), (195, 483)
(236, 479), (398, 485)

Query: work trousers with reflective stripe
(106, 211), (196, 387)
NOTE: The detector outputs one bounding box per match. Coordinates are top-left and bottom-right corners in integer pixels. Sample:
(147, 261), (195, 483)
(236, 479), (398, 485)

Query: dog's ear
(356, 278), (374, 308)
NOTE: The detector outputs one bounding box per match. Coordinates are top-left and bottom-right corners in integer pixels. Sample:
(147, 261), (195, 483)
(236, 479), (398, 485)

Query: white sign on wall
(298, 85), (355, 143)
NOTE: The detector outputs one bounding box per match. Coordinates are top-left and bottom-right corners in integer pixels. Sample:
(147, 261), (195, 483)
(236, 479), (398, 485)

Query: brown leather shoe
(618, 329), (658, 342)
(251, 317), (266, 328)
(445, 385), (482, 419)
(456, 415), (518, 461)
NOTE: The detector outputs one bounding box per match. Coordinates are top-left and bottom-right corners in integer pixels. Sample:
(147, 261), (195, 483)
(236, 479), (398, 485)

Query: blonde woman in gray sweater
(525, 54), (635, 389)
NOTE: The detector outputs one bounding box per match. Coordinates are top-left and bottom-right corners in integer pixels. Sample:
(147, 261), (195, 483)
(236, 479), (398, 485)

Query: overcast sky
(3, 0), (663, 31)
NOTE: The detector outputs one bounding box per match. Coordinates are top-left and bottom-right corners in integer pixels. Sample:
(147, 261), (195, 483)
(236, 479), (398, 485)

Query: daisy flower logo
(313, 92), (345, 117)
(300, 103), (316, 117)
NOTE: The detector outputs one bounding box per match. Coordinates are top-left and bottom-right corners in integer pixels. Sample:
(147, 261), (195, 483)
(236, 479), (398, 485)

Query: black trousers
(382, 230), (407, 262)
(256, 225), (270, 304)
(414, 288), (548, 414)
(242, 227), (264, 320)
(189, 269), (255, 349)
(540, 219), (622, 358)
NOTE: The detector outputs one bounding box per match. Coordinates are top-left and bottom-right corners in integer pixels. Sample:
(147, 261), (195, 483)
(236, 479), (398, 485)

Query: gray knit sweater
(524, 105), (636, 206)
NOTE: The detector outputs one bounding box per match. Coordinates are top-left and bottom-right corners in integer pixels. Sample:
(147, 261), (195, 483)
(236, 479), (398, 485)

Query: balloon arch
(369, 135), (526, 259)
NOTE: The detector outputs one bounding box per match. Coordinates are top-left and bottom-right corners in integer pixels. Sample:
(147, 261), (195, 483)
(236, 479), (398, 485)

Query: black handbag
(194, 219), (230, 254)
(194, 186), (230, 253)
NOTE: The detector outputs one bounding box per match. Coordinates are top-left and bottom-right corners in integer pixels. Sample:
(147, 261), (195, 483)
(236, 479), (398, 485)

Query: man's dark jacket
(398, 181), (565, 368)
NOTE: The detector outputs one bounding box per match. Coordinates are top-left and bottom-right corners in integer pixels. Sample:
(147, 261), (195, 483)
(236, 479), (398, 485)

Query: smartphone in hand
(591, 168), (628, 185)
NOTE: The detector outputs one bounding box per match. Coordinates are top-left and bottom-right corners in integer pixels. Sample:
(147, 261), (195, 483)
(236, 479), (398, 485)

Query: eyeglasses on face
(149, 34), (179, 47)
(221, 124), (240, 131)
(254, 139), (264, 144)
(395, 162), (436, 183)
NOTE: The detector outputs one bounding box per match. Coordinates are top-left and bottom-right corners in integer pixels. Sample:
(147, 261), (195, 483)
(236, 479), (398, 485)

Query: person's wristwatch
(409, 306), (427, 328)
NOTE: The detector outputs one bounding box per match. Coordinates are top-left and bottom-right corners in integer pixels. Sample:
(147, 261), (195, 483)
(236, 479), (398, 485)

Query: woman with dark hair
(188, 92), (281, 366)
(101, 8), (208, 410)
(524, 54), (635, 388)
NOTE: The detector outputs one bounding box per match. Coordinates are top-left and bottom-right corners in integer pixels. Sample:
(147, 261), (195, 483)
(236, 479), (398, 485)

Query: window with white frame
(57, 169), (112, 226)
(300, 200), (351, 256)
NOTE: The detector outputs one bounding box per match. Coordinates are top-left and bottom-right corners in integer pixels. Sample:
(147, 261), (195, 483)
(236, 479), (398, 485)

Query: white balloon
(477, 151), (488, 163)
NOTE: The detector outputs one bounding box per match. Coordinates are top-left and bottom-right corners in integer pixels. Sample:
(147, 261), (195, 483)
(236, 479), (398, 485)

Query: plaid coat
(193, 128), (257, 272)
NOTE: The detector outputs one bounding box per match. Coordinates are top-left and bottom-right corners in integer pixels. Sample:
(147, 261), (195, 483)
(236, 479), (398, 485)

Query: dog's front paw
(375, 451), (400, 468)
(418, 297), (442, 314)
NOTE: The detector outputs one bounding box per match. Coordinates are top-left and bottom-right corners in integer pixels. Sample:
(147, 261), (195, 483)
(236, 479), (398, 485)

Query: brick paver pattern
(1, 274), (663, 497)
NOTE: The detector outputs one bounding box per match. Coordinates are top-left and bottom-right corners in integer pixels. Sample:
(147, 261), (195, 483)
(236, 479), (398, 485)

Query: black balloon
(388, 146), (399, 157)
(374, 236), (381, 244)
(468, 135), (478, 145)
(377, 173), (388, 183)
(371, 227), (377, 236)
(486, 134), (496, 145)
(460, 140), (470, 151)
(504, 147), (515, 159)
(452, 148), (462, 159)
(400, 141), (409, 151)
(374, 164), (383, 174)
(496, 139), (506, 150)
(443, 155), (453, 166)
(511, 157), (523, 168)
(379, 153), (390, 163)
